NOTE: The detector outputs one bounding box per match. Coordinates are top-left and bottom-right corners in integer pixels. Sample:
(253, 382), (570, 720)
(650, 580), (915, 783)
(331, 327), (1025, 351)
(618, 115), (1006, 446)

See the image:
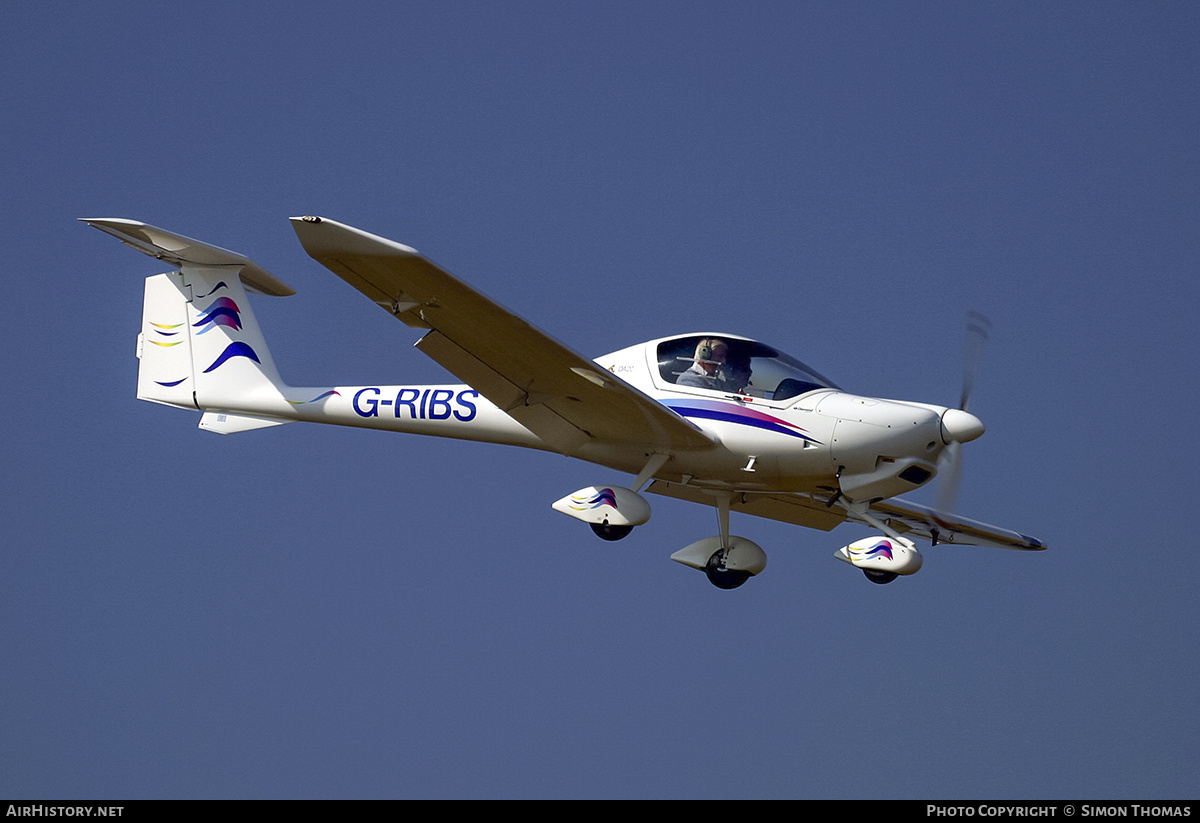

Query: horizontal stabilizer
(80, 218), (296, 296)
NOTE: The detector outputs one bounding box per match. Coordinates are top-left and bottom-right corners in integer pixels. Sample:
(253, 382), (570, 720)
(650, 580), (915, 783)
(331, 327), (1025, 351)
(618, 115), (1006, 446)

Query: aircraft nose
(941, 408), (985, 444)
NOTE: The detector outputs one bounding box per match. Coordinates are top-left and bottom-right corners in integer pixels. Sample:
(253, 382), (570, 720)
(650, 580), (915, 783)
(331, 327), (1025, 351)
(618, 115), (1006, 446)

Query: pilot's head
(694, 339), (728, 375)
(723, 350), (752, 390)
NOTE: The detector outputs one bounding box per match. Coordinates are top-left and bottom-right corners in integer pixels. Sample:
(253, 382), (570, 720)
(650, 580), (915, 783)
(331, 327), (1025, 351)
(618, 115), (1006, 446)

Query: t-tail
(83, 218), (299, 434)
(85, 218), (545, 447)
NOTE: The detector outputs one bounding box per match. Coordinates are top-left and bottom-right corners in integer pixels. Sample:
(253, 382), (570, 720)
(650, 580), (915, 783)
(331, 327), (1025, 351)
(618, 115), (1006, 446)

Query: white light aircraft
(85, 216), (1045, 589)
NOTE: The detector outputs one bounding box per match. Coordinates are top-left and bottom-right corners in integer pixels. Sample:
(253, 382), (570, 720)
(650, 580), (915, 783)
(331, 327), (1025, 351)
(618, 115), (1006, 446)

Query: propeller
(935, 311), (991, 515)
(960, 310), (991, 414)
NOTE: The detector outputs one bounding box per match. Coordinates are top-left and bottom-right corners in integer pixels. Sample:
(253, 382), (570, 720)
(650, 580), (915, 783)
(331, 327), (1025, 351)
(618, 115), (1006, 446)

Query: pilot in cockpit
(723, 349), (752, 392)
(677, 338), (751, 392)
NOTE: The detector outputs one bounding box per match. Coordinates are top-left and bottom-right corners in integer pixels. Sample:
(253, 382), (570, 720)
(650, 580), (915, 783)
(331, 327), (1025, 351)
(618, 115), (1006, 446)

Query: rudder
(137, 271), (198, 409)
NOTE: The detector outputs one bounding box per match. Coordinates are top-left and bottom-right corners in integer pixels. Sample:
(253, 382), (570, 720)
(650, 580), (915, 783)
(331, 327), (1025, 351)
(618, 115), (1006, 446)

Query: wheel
(863, 568), (898, 585)
(591, 522), (633, 541)
(705, 550), (752, 590)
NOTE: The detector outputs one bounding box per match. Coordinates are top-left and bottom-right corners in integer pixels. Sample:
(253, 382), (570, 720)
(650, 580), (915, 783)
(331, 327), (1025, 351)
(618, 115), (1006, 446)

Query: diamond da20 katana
(85, 216), (1045, 589)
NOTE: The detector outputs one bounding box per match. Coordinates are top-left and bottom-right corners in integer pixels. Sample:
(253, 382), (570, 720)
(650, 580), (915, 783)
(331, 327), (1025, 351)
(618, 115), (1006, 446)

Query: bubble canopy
(655, 334), (840, 401)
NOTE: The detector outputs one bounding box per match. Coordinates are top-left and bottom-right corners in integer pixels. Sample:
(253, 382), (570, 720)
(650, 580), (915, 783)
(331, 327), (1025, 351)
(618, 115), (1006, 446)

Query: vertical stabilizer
(135, 264), (293, 415)
(180, 263), (289, 414)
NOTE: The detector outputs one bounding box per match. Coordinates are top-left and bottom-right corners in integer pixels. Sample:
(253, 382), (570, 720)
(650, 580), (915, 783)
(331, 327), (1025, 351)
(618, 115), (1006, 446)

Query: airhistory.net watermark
(6, 807), (123, 817)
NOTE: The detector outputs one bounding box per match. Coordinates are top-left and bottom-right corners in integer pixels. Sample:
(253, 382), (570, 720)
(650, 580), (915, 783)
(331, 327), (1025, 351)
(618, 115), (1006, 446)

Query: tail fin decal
(193, 297), (244, 333)
(179, 263), (289, 413)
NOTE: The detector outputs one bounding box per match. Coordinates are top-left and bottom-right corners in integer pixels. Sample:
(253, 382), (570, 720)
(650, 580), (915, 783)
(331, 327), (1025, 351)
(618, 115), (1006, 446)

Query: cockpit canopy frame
(654, 334), (840, 402)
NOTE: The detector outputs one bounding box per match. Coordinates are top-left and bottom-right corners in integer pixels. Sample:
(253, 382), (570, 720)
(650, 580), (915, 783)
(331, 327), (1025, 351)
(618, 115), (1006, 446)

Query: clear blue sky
(3, 1), (1197, 799)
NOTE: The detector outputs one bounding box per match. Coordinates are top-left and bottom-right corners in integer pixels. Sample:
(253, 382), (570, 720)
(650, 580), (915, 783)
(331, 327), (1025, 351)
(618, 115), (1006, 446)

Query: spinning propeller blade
(960, 310), (991, 413)
(937, 311), (991, 514)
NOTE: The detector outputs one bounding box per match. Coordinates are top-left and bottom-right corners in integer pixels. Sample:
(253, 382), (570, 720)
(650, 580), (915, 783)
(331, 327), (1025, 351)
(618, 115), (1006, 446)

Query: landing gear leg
(703, 493), (751, 589)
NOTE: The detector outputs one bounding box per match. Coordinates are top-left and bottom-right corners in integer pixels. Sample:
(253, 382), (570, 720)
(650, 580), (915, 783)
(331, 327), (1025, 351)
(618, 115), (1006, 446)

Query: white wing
(646, 481), (1046, 550)
(290, 216), (715, 456)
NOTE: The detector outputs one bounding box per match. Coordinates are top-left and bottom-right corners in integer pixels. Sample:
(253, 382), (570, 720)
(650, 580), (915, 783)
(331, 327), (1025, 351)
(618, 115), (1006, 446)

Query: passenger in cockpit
(677, 338), (728, 389)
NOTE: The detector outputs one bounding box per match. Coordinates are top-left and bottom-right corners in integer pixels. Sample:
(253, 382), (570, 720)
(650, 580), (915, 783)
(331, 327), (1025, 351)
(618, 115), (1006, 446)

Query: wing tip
(289, 215), (420, 257)
(1021, 534), (1048, 551)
